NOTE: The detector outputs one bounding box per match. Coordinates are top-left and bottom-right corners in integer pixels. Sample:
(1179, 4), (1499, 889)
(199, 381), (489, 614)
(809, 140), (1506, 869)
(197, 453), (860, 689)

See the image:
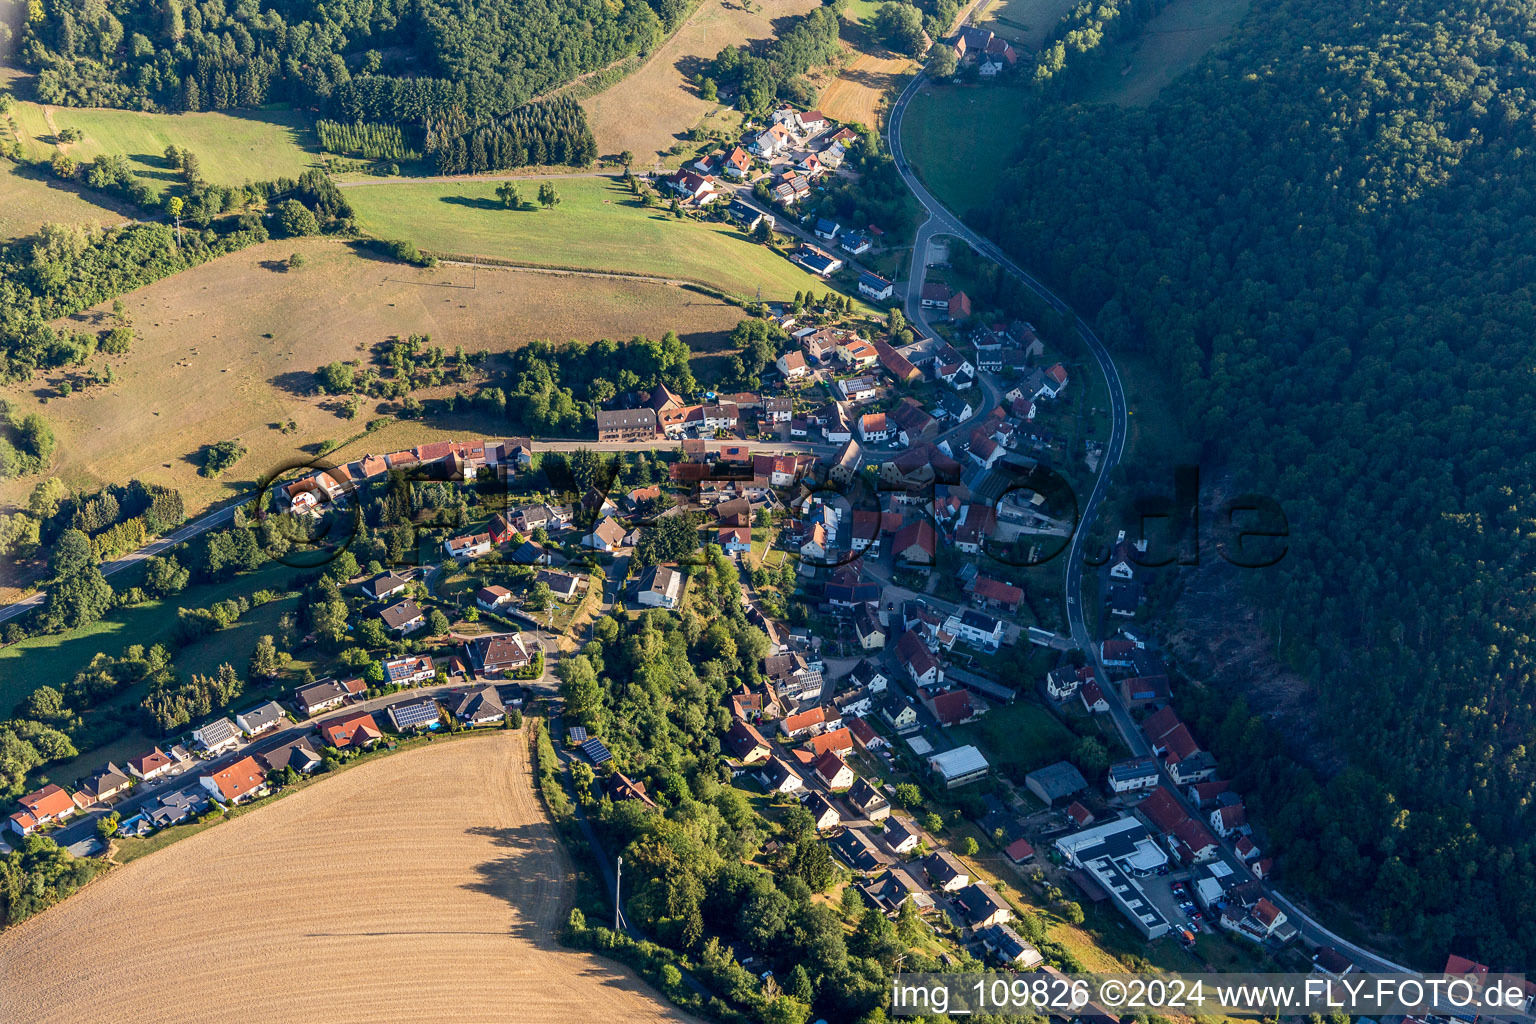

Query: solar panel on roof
(390, 701), (440, 729)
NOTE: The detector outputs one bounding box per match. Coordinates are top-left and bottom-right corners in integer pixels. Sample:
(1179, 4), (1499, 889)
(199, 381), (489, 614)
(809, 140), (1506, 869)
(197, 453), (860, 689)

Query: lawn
(900, 81), (1034, 216)
(344, 177), (848, 301)
(0, 161), (131, 241)
(1075, 0), (1253, 107)
(173, 593), (302, 681)
(0, 237), (747, 517)
(10, 102), (320, 191)
(0, 561), (303, 709)
(949, 699), (1077, 776)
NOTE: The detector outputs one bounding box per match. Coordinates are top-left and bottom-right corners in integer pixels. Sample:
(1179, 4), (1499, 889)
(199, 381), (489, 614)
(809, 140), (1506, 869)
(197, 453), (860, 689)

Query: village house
(776, 350), (810, 380)
(455, 685), (506, 726)
(384, 654), (436, 686)
(596, 407), (660, 442)
(199, 756), (269, 806)
(925, 688), (984, 728)
(858, 271), (894, 301)
(193, 717), (241, 755)
(444, 532), (492, 561)
(387, 698), (444, 733)
(380, 598), (426, 634)
(879, 694), (921, 734)
(362, 572), (411, 602)
(635, 563), (685, 608)
(294, 677), (365, 718)
(476, 585), (515, 611)
(815, 751), (856, 789)
(944, 608), (1004, 651)
(9, 784), (78, 836)
(846, 778), (891, 823)
(465, 632), (534, 678)
(805, 791), (843, 831)
(726, 720), (773, 764)
(126, 747), (174, 782)
(74, 763), (132, 807)
(583, 516), (628, 552)
(923, 849), (970, 892)
(759, 756), (805, 794)
(955, 882), (1012, 929)
(234, 701), (286, 737)
(320, 710), (384, 750)
(896, 629), (943, 688)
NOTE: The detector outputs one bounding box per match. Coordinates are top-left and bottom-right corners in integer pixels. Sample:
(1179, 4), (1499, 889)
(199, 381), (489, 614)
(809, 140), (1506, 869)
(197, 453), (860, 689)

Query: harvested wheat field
(0, 237), (743, 513)
(0, 731), (696, 1024)
(818, 50), (917, 128)
(583, 0), (819, 166)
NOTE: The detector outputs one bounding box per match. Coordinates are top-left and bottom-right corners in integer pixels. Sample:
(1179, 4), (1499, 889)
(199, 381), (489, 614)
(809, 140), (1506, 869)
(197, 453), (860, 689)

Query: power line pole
(614, 855), (623, 931)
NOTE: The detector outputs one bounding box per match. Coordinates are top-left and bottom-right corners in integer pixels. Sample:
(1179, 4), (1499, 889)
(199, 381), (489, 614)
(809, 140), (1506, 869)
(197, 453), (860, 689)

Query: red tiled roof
(1006, 838), (1035, 862)
(1138, 785), (1189, 833)
(204, 756), (267, 802)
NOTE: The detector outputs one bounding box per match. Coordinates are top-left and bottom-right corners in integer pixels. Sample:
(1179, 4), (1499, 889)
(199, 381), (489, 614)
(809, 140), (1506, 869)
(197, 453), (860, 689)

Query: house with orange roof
(320, 711), (384, 751)
(199, 756), (269, 806)
(8, 784), (78, 836)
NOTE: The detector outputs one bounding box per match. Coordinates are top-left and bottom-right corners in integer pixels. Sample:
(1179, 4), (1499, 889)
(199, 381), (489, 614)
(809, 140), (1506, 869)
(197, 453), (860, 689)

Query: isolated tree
(495, 181), (522, 208)
(537, 181), (560, 208)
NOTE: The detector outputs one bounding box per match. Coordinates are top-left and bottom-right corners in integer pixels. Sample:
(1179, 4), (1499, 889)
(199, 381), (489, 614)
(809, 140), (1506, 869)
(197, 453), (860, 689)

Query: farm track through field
(0, 731), (699, 1024)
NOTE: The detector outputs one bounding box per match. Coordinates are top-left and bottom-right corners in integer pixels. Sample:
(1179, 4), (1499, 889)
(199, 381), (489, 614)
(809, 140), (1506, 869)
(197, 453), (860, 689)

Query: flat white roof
(907, 736), (934, 755)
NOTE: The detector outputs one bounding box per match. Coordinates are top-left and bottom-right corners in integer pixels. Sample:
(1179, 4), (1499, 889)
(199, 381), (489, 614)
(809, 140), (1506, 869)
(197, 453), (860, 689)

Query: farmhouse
(199, 756), (269, 806)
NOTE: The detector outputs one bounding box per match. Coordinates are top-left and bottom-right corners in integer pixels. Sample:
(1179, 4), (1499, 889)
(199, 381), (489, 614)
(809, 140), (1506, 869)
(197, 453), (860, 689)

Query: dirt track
(0, 732), (696, 1024)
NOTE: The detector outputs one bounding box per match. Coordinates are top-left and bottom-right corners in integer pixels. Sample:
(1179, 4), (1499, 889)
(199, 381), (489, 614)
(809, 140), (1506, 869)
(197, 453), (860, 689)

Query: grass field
(0, 161), (131, 241)
(818, 50), (917, 128)
(9, 101), (320, 191)
(0, 731), (698, 1024)
(974, 0), (1080, 48)
(582, 0), (820, 165)
(950, 699), (1077, 775)
(900, 80), (1033, 214)
(346, 177), (841, 299)
(0, 237), (747, 515)
(0, 562), (300, 710)
(1076, 0), (1253, 106)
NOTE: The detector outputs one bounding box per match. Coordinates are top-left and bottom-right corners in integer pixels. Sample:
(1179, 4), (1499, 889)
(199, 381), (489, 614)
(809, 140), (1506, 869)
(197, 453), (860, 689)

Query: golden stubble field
(0, 238), (744, 513)
(0, 731), (698, 1024)
(583, 0), (820, 165)
(818, 49), (917, 128)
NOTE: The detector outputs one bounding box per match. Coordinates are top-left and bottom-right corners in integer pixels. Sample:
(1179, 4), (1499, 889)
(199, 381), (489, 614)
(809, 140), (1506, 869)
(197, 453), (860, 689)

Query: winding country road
(885, 70), (1408, 975)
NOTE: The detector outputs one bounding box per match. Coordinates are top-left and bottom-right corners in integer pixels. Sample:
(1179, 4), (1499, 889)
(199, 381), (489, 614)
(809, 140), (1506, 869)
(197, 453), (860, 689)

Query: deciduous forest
(981, 0), (1536, 967)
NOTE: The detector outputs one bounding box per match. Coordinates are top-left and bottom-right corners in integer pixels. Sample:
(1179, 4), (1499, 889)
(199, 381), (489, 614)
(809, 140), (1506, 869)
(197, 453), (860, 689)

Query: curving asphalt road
(885, 71), (1409, 974)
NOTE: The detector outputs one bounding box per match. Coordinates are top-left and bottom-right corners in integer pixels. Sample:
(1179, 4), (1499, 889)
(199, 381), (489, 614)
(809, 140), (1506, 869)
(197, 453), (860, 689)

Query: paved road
(0, 501), (245, 625)
(885, 72), (1409, 974)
